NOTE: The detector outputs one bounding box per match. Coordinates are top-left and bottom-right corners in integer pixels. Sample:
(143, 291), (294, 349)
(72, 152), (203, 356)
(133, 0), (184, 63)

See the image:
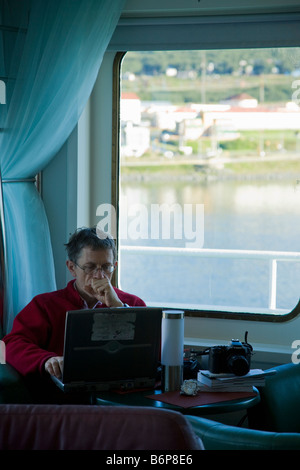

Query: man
(3, 227), (145, 385)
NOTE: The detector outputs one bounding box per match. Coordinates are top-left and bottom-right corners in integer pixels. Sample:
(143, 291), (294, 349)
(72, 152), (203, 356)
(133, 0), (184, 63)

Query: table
(95, 386), (260, 416)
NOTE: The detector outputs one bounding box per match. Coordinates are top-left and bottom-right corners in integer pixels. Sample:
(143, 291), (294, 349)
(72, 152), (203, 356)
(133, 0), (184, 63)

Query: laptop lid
(53, 307), (162, 392)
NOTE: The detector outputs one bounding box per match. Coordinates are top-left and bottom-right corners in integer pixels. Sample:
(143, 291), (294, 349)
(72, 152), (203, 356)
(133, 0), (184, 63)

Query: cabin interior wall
(88, 52), (116, 228)
(41, 127), (78, 290)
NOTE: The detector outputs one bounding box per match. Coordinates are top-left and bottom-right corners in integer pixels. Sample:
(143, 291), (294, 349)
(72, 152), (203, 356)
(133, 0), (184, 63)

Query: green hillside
(121, 49), (300, 104)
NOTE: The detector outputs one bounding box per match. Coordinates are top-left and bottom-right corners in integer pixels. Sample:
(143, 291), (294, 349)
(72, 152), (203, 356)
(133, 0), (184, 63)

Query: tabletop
(95, 386), (260, 416)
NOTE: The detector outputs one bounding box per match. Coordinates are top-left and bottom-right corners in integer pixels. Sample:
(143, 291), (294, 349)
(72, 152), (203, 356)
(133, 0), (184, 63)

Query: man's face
(67, 246), (116, 299)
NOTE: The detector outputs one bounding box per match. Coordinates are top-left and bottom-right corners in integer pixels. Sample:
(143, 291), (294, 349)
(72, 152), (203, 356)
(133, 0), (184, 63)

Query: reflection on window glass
(118, 49), (300, 315)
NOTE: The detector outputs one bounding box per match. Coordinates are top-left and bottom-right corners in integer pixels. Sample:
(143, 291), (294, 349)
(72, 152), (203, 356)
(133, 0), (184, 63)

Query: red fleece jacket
(3, 281), (145, 377)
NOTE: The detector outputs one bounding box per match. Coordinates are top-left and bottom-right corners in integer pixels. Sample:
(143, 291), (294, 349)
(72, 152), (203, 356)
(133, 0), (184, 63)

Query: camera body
(209, 339), (252, 376)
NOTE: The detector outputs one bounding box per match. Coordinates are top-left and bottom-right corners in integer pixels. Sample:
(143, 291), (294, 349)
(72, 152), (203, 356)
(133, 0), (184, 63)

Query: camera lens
(227, 355), (250, 376)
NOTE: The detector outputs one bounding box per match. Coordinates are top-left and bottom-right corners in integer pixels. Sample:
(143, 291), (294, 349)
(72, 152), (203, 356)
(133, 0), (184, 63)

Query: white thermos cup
(161, 310), (184, 392)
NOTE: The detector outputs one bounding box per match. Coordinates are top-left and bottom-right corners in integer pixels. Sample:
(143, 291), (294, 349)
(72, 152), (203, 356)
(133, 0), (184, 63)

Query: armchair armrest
(186, 416), (300, 450)
(0, 364), (32, 404)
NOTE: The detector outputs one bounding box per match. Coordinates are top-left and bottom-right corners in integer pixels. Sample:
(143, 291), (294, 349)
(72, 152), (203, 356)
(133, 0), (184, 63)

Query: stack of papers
(197, 369), (276, 392)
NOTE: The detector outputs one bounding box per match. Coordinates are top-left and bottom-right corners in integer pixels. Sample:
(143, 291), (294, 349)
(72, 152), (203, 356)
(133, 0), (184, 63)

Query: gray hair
(65, 227), (116, 263)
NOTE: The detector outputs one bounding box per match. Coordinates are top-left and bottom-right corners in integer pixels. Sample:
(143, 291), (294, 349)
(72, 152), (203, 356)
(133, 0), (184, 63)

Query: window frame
(110, 12), (300, 323)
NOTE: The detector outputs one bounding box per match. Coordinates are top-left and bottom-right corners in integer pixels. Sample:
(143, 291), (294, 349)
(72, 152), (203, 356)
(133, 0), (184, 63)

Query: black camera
(208, 334), (253, 376)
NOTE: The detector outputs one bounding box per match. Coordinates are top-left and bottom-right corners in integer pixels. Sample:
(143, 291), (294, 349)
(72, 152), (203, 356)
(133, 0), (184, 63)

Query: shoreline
(121, 154), (300, 183)
(121, 168), (300, 184)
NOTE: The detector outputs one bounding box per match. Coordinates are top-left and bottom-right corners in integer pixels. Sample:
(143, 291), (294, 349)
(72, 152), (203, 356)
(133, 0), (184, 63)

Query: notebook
(51, 307), (162, 392)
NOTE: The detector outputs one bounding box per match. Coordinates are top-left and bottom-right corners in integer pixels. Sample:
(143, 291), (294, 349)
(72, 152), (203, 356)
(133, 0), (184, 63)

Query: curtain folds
(0, 0), (125, 334)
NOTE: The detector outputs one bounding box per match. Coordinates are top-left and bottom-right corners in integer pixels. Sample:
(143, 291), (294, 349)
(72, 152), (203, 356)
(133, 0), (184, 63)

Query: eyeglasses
(75, 262), (115, 275)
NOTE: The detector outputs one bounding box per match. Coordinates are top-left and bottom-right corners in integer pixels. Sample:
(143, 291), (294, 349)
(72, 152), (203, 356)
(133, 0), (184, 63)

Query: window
(115, 47), (300, 318)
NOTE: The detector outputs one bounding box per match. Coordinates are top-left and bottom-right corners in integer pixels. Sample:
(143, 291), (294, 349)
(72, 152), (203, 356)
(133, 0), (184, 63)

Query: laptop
(51, 307), (162, 392)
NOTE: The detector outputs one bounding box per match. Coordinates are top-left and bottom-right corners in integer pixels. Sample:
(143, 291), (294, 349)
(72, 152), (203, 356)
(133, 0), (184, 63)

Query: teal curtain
(0, 0), (125, 334)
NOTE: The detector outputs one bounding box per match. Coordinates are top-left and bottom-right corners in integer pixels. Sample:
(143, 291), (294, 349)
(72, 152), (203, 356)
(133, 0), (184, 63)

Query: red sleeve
(2, 297), (64, 377)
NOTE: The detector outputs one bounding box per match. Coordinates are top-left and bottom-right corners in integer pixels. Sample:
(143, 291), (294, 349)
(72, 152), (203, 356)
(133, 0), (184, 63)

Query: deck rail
(121, 245), (300, 311)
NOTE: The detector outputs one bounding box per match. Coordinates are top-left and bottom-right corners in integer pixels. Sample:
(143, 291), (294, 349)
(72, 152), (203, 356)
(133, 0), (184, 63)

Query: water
(118, 178), (300, 313)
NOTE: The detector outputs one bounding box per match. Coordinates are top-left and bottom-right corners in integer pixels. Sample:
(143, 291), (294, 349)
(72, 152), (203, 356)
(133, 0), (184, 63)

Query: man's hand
(45, 356), (64, 378)
(88, 277), (123, 307)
